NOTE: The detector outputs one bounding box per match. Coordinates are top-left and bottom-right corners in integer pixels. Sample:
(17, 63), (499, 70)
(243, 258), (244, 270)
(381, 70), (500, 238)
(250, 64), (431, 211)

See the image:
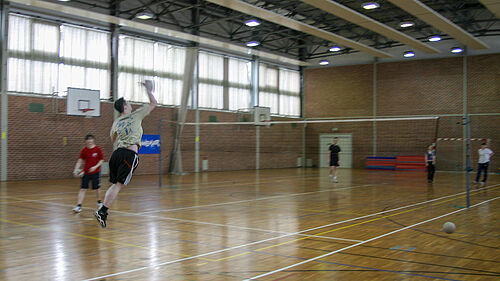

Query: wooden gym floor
(0, 168), (499, 280)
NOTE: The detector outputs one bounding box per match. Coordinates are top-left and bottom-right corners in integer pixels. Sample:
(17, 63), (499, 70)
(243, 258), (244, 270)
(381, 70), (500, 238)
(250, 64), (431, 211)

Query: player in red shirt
(72, 135), (104, 213)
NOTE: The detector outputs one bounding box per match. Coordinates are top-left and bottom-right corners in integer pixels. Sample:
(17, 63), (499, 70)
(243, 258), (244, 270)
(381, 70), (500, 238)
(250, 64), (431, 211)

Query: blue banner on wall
(138, 134), (160, 154)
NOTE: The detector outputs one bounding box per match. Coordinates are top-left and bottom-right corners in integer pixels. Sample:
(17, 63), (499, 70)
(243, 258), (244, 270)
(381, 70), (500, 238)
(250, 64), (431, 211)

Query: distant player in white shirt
(474, 143), (494, 187)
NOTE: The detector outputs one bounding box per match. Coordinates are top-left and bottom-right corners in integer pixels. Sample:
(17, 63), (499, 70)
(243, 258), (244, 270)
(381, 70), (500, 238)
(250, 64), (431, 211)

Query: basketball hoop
(79, 108), (95, 118)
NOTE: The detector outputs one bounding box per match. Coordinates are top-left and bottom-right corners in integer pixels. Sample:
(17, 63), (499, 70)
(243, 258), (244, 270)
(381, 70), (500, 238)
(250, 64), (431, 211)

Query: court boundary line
(80, 185), (499, 281)
(138, 183), (374, 214)
(245, 196), (500, 280)
(6, 184), (498, 243)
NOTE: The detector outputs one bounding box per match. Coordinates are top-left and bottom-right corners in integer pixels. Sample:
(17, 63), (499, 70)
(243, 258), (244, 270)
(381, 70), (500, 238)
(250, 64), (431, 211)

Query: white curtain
(228, 57), (251, 111)
(155, 43), (185, 105)
(198, 52), (224, 109)
(118, 37), (155, 102)
(279, 69), (300, 116)
(118, 36), (185, 105)
(7, 14), (110, 97)
(259, 64), (279, 114)
(7, 15), (59, 94)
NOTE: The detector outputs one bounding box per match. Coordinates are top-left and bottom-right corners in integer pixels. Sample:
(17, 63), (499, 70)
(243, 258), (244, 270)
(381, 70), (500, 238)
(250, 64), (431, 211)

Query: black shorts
(109, 148), (139, 185)
(81, 172), (101, 190)
(330, 158), (339, 167)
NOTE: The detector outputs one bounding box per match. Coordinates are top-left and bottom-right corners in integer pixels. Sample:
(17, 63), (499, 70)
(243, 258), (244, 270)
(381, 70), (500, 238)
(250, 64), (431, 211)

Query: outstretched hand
(142, 80), (154, 92)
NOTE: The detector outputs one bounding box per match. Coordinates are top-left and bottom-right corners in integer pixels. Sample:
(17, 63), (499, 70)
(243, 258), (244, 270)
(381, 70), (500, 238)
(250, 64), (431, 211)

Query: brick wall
(304, 54), (500, 171)
(5, 96), (301, 180)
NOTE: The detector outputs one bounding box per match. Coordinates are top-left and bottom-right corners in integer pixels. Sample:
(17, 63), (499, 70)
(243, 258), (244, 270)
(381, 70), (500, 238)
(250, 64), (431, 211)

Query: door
(319, 134), (352, 168)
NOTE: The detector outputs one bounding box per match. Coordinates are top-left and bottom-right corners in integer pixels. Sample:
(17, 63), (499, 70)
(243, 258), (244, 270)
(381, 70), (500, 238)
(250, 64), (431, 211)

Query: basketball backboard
(67, 87), (101, 117)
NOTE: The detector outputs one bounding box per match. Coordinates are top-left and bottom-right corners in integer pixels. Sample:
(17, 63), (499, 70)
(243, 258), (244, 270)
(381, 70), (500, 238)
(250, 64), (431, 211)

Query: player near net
(329, 137), (341, 182)
(95, 80), (157, 228)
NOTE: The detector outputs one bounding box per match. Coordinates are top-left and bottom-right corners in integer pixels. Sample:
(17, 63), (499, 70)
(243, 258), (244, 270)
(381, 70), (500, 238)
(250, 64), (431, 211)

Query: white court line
(4, 184), (371, 243)
(245, 196), (500, 280)
(139, 183), (374, 214)
(81, 185), (499, 281)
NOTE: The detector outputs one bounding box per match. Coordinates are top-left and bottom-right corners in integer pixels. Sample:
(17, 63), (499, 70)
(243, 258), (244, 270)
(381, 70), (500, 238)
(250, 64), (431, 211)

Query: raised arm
(142, 80), (157, 113)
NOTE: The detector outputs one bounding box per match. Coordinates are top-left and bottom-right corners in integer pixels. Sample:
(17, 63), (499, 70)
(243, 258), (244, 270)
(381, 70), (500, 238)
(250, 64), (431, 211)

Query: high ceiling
(20, 0), (500, 65)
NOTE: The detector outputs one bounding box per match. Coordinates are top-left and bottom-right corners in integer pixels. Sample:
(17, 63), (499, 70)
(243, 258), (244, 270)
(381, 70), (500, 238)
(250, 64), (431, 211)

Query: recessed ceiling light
(245, 19), (261, 27)
(319, 60), (329, 65)
(362, 2), (380, 10)
(403, 51), (415, 58)
(428, 35), (441, 42)
(329, 46), (341, 52)
(450, 47), (463, 54)
(136, 12), (153, 20)
(58, 0), (71, 2)
(246, 41), (260, 47)
(400, 21), (414, 28)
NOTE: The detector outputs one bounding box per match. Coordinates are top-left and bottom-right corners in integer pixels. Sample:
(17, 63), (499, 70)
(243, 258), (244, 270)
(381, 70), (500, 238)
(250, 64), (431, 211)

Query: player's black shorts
(109, 148), (139, 185)
(81, 172), (101, 190)
(330, 157), (339, 167)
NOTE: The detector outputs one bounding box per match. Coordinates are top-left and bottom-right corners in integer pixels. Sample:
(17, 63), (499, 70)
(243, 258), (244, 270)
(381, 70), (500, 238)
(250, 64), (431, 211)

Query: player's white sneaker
(480, 182), (485, 187)
(334, 176), (338, 183)
(97, 202), (103, 209)
(72, 205), (82, 213)
(329, 175), (334, 182)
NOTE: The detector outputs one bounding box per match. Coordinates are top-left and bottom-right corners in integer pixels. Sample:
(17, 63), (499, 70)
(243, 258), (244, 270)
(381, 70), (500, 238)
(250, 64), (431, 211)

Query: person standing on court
(95, 80), (157, 228)
(425, 144), (436, 183)
(329, 137), (341, 182)
(474, 142), (494, 187)
(72, 134), (104, 213)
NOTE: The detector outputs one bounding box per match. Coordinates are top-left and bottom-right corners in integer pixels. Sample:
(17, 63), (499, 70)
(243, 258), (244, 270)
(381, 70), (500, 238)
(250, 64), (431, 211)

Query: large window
(259, 64), (279, 114)
(198, 52), (224, 109)
(118, 36), (185, 105)
(228, 57), (251, 111)
(259, 63), (300, 116)
(279, 68), (300, 116)
(7, 14), (301, 116)
(7, 14), (110, 98)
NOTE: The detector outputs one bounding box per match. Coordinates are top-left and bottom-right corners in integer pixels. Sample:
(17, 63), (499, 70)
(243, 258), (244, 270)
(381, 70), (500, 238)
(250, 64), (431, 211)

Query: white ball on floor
(443, 222), (456, 234)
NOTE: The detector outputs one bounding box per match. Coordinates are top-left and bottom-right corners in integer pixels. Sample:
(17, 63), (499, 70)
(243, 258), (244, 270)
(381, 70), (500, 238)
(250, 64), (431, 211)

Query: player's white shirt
(478, 148), (493, 163)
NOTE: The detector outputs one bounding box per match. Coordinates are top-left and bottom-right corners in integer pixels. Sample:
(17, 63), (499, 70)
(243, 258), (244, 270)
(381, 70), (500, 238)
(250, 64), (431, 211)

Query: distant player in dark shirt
(329, 137), (341, 182)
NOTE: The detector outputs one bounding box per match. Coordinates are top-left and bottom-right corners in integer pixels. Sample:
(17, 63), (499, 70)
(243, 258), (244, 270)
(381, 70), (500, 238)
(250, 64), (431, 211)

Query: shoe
(334, 177), (338, 183)
(97, 202), (103, 209)
(329, 175), (334, 182)
(72, 205), (82, 213)
(480, 182), (485, 187)
(94, 210), (107, 228)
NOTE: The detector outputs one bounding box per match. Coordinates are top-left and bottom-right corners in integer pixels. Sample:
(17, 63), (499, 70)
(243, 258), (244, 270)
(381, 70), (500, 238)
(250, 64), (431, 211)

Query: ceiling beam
(300, 0), (439, 54)
(204, 0), (392, 58)
(388, 0), (489, 50)
(10, 0), (308, 66)
(478, 0), (500, 20)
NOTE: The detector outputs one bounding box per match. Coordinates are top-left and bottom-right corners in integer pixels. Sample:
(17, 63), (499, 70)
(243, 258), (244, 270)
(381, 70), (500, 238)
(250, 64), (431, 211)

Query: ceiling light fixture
(319, 60), (329, 65)
(450, 47), (463, 54)
(136, 12), (153, 20)
(245, 19), (261, 27)
(403, 51), (415, 58)
(400, 21), (414, 28)
(329, 46), (341, 52)
(428, 35), (441, 42)
(362, 2), (380, 10)
(246, 41), (260, 47)
(58, 0), (71, 2)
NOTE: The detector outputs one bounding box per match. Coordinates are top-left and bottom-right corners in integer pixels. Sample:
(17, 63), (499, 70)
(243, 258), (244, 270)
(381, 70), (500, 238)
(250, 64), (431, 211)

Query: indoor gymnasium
(0, 0), (499, 280)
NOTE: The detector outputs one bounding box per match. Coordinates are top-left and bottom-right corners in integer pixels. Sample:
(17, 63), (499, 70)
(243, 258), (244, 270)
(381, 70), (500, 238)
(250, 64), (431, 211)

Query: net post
(158, 119), (162, 188)
(464, 114), (471, 208)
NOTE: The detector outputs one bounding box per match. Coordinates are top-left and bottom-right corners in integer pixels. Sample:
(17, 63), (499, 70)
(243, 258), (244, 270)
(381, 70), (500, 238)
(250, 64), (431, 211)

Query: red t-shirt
(79, 146), (104, 175)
